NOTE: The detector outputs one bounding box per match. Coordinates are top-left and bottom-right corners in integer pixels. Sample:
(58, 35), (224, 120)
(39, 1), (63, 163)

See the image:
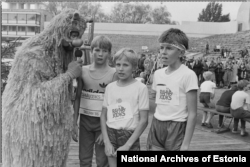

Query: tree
(149, 5), (171, 24)
(198, 2), (230, 22)
(43, 2), (109, 22)
(110, 3), (152, 23)
(43, 2), (67, 16)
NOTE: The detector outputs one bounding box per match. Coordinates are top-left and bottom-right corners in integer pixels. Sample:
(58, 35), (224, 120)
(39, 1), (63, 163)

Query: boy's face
(91, 46), (110, 65)
(115, 56), (134, 82)
(159, 43), (182, 66)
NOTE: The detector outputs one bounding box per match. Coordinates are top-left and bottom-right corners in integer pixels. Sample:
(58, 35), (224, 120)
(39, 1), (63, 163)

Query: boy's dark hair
(91, 35), (112, 52)
(158, 28), (189, 50)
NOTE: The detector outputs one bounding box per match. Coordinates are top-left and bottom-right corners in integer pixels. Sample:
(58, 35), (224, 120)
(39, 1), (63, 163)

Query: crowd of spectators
(134, 48), (250, 87)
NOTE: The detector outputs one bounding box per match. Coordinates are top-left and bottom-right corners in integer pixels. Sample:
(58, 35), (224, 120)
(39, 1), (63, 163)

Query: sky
(2, 1), (243, 23)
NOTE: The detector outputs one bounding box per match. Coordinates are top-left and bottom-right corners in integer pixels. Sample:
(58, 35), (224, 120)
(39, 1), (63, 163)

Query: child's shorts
(147, 117), (186, 151)
(107, 127), (140, 151)
(199, 92), (211, 108)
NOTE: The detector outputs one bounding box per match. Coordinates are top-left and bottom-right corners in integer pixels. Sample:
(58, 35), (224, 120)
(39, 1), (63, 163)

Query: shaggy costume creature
(2, 9), (90, 167)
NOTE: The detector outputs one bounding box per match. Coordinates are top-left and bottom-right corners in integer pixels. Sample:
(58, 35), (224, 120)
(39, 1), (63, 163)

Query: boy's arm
(181, 89), (197, 151)
(73, 77), (83, 126)
(72, 77), (83, 142)
(100, 107), (115, 156)
(117, 109), (149, 151)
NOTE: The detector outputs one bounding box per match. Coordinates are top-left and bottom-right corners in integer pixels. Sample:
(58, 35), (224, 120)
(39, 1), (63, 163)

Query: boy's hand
(180, 145), (189, 151)
(72, 124), (78, 142)
(104, 141), (115, 157)
(96, 133), (104, 145)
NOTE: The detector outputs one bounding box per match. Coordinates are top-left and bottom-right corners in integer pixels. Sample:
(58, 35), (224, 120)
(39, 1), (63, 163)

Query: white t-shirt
(152, 64), (198, 122)
(231, 91), (250, 110)
(200, 80), (216, 93)
(103, 80), (149, 130)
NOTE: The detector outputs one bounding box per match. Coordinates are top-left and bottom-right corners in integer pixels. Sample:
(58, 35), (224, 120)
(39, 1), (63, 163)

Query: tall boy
(147, 28), (198, 151)
(73, 36), (117, 167)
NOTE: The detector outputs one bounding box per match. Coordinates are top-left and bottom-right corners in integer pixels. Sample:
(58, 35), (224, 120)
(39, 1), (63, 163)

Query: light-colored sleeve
(139, 85), (150, 111)
(184, 71), (199, 93)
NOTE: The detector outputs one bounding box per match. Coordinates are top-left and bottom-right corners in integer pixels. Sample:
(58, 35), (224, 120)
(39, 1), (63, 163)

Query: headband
(160, 42), (186, 51)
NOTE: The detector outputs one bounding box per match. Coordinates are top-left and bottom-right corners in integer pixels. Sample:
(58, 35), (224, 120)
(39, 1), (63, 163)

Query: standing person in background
(206, 42), (209, 55)
(138, 54), (146, 74)
(230, 60), (239, 87)
(215, 58), (225, 88)
(245, 60), (250, 81)
(73, 36), (117, 167)
(192, 58), (203, 86)
(223, 60), (233, 88)
(147, 28), (198, 151)
(200, 58), (208, 84)
(230, 80), (250, 137)
(208, 59), (217, 83)
(238, 63), (247, 81)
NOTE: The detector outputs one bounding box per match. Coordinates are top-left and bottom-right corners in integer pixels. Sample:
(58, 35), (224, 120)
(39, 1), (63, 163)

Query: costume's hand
(72, 124), (78, 142)
(67, 61), (82, 79)
(95, 134), (104, 145)
(77, 58), (83, 67)
(104, 142), (115, 157)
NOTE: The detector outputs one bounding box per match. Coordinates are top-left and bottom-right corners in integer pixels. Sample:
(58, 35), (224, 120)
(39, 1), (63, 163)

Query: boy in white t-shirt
(230, 80), (250, 136)
(147, 28), (198, 151)
(199, 71), (216, 128)
(101, 48), (149, 166)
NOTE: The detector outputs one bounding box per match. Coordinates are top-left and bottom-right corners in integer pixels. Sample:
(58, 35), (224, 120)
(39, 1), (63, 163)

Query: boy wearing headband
(147, 28), (198, 151)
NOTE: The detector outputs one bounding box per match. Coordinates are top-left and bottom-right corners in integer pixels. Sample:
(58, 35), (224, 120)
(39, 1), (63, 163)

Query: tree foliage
(198, 2), (230, 22)
(43, 2), (177, 24)
(110, 3), (173, 24)
(149, 5), (171, 24)
(43, 2), (109, 22)
(1, 38), (20, 93)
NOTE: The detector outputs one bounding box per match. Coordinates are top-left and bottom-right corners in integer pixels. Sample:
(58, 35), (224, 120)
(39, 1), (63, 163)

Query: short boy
(101, 48), (149, 167)
(73, 36), (117, 167)
(147, 28), (198, 151)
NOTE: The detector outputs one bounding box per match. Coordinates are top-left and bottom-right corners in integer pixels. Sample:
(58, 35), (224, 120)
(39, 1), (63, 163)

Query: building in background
(2, 2), (53, 42)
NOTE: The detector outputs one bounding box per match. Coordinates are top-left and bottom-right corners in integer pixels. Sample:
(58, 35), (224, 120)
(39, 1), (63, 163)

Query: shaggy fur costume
(2, 9), (88, 167)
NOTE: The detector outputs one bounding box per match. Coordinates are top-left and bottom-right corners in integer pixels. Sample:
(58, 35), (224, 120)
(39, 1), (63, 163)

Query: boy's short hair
(113, 48), (138, 69)
(158, 28), (189, 50)
(91, 35), (112, 52)
(203, 71), (213, 80)
(237, 80), (249, 90)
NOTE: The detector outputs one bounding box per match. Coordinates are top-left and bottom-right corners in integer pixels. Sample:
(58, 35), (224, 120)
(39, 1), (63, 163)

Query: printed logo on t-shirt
(99, 82), (108, 88)
(107, 102), (133, 123)
(83, 89), (104, 94)
(156, 85), (179, 105)
(159, 88), (173, 100)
